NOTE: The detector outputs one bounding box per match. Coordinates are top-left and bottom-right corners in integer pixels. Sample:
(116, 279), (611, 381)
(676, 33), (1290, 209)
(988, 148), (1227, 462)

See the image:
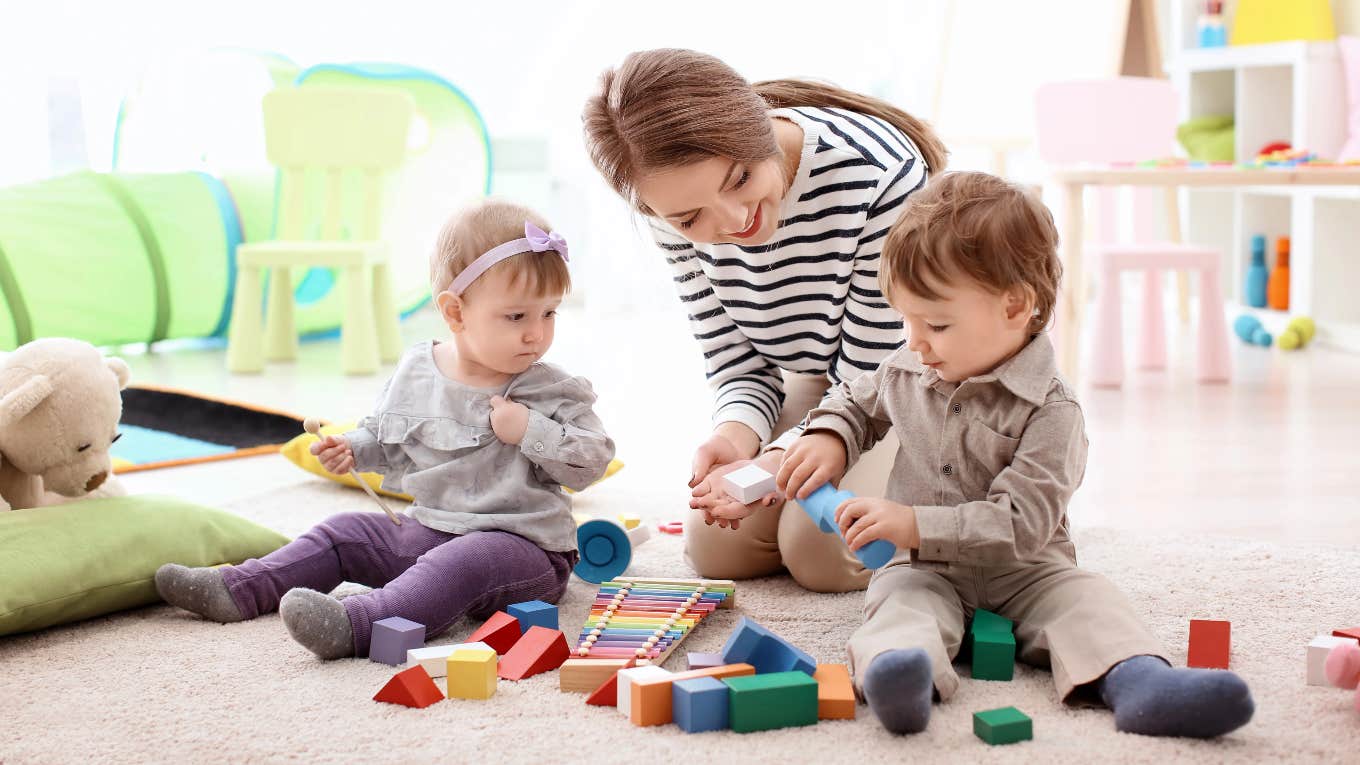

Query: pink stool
(1090, 243), (1231, 387)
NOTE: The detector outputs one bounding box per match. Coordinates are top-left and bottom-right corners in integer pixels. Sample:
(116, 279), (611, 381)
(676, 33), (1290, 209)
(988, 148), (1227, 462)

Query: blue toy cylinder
(1245, 235), (1268, 308)
(1233, 315), (1272, 347)
(796, 484), (897, 569)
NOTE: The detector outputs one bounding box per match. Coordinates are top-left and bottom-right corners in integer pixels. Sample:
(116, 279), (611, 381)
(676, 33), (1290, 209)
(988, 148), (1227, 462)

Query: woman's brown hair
(582, 48), (947, 215)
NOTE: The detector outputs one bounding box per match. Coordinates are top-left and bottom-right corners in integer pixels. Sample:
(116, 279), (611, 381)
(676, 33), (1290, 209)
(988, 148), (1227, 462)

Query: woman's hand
(835, 497), (920, 552)
(689, 422), (760, 487)
(489, 395), (530, 445)
(776, 431), (848, 501)
(309, 434), (355, 475)
(690, 449), (785, 530)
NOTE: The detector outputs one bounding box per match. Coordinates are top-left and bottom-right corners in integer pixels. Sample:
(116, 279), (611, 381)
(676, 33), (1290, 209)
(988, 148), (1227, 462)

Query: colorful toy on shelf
(796, 484), (896, 569)
(1231, 0), (1336, 46)
(974, 706), (1033, 745)
(559, 578), (736, 694)
(1278, 317), (1316, 350)
(1324, 639), (1360, 712)
(1267, 237), (1291, 310)
(1233, 315), (1272, 347)
(1188, 619), (1232, 669)
(1244, 234), (1269, 308)
(1197, 1), (1227, 47)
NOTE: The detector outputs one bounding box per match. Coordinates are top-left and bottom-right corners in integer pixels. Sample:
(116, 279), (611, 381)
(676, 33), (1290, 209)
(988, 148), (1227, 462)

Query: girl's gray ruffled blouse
(344, 341), (615, 552)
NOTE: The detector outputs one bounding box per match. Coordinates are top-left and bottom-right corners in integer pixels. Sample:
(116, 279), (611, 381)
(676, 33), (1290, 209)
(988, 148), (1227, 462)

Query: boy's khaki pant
(848, 546), (1168, 702)
(684, 372), (898, 593)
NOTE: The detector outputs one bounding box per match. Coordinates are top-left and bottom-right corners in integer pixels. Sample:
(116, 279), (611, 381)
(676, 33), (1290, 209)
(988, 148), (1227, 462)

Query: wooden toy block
(1326, 640), (1360, 689)
(1187, 619), (1231, 669)
(970, 608), (1014, 636)
(447, 647), (498, 700)
(1308, 635), (1355, 686)
(972, 631), (1016, 681)
(370, 616), (425, 666)
(467, 611), (522, 655)
(1333, 627), (1360, 643)
(617, 513), (641, 530)
(688, 652), (724, 671)
(630, 663), (755, 726)
(584, 657), (638, 706)
(507, 600), (558, 634)
(404, 642), (493, 678)
(720, 616), (816, 676)
(720, 463), (776, 504)
(814, 663), (855, 719)
(973, 706), (1032, 745)
(673, 676), (729, 733)
(561, 658), (637, 693)
(373, 665), (443, 709)
(616, 665), (671, 720)
(723, 671), (819, 733)
(498, 626), (569, 680)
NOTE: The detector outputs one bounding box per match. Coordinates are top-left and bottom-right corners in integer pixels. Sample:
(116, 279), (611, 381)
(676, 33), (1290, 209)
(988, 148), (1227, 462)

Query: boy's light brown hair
(430, 199), (572, 299)
(881, 172), (1061, 334)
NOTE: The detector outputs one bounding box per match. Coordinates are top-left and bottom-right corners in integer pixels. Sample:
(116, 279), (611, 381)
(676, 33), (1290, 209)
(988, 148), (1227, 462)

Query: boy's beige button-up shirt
(802, 334), (1087, 571)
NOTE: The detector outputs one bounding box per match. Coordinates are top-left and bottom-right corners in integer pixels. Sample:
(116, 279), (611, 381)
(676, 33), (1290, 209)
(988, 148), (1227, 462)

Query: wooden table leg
(1057, 181), (1086, 381)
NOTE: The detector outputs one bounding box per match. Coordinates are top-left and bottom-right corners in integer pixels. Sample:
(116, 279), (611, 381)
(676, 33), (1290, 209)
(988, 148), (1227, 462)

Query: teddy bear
(0, 338), (130, 511)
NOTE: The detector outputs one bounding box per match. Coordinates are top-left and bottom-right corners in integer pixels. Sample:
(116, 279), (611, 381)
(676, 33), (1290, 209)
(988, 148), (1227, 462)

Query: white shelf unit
(1166, 33), (1357, 351)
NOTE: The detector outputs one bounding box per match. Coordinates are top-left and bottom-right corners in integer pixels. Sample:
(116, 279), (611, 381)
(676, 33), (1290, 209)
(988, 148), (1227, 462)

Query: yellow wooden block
(447, 648), (497, 700)
(617, 514), (641, 530)
(1230, 0), (1335, 45)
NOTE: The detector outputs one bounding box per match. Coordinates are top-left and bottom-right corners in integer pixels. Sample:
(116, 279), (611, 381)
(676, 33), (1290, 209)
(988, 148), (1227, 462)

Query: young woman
(583, 48), (946, 592)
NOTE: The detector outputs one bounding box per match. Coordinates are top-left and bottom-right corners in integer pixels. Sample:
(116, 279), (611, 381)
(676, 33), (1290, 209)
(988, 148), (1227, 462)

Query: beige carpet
(2, 469), (1357, 765)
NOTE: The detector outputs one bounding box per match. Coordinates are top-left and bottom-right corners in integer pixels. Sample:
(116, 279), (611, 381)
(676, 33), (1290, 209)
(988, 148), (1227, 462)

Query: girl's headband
(448, 222), (570, 295)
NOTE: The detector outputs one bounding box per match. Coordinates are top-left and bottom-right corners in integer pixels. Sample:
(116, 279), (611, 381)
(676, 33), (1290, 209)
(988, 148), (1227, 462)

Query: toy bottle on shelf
(1244, 234), (1268, 308)
(1267, 236), (1291, 311)
(1197, 1), (1227, 47)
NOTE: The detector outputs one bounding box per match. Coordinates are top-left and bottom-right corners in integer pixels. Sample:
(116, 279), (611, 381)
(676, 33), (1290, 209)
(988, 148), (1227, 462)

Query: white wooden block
(407, 641), (493, 677)
(1309, 634), (1356, 686)
(617, 665), (671, 718)
(720, 463), (776, 504)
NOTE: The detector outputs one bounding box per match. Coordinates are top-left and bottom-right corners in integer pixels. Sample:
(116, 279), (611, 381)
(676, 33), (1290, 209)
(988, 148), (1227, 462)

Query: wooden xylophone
(559, 577), (736, 693)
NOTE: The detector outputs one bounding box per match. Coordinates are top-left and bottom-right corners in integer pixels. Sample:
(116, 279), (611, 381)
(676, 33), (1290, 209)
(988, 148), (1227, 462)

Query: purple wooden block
(687, 652), (724, 671)
(371, 617), (425, 666)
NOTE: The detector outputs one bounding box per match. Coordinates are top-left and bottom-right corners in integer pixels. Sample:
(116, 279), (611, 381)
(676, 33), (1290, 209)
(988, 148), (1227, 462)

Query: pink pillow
(1341, 36), (1360, 162)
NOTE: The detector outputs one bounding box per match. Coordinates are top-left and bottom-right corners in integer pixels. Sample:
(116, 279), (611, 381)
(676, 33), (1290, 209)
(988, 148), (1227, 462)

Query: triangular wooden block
(585, 657), (638, 706)
(468, 611), (522, 655)
(498, 626), (569, 680)
(373, 665), (443, 709)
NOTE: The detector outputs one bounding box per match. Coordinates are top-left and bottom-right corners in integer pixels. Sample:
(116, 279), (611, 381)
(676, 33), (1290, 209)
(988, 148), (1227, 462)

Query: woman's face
(635, 154), (786, 246)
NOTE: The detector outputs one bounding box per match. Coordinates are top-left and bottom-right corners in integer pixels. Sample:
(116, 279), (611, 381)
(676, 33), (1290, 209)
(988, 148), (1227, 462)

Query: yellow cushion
(280, 421), (622, 499)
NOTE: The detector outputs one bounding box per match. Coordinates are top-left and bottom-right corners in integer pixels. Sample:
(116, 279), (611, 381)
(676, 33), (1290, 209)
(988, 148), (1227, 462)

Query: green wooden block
(723, 671), (819, 733)
(973, 706), (1032, 745)
(970, 608), (1013, 636)
(971, 630), (1015, 681)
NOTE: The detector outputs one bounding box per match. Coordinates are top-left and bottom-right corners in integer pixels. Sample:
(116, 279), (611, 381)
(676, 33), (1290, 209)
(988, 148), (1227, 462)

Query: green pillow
(0, 495), (288, 637)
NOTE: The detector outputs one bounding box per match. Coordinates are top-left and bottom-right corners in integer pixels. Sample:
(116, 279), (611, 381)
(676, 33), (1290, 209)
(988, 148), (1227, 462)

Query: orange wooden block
(498, 626), (570, 680)
(585, 656), (638, 706)
(630, 663), (755, 726)
(1187, 619), (1231, 669)
(468, 611), (522, 655)
(373, 665), (443, 709)
(814, 663), (856, 719)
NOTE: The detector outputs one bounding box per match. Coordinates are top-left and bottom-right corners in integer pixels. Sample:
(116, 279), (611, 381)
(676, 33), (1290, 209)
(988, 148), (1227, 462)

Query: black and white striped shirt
(651, 106), (929, 446)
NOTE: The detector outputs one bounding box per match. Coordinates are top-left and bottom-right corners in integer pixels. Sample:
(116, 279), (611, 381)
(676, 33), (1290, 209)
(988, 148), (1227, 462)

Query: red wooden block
(585, 656), (638, 706)
(373, 666), (444, 709)
(1187, 619), (1231, 669)
(468, 611), (522, 655)
(1333, 626), (1360, 642)
(498, 626), (570, 680)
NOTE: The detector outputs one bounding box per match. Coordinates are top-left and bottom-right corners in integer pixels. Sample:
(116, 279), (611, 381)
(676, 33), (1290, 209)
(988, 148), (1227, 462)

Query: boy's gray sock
(862, 647), (934, 734)
(154, 564), (244, 623)
(1099, 655), (1254, 738)
(279, 588), (355, 660)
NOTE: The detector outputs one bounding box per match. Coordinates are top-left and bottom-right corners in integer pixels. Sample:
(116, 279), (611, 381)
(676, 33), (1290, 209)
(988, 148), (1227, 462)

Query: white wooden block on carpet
(617, 665), (671, 719)
(408, 641), (493, 677)
(1309, 634), (1357, 686)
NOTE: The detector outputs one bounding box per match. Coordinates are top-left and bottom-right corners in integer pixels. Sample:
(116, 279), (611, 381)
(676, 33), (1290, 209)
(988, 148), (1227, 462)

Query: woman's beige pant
(684, 372), (899, 593)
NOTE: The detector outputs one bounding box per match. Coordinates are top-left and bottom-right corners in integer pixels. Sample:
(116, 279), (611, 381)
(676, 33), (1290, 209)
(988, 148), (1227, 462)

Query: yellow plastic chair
(227, 87), (414, 375)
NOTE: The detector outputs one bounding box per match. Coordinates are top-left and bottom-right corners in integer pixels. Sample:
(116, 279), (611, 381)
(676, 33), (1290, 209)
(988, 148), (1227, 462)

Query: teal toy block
(507, 600), (557, 634)
(973, 706), (1032, 745)
(796, 484), (896, 569)
(972, 631), (1015, 681)
(720, 616), (816, 676)
(723, 671), (818, 733)
(673, 676), (729, 733)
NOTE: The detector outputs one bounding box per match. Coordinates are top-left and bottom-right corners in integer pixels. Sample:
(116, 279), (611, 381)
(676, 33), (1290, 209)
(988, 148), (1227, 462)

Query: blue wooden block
(720, 616), (816, 676)
(796, 484), (896, 569)
(370, 617), (425, 666)
(673, 676), (729, 733)
(507, 600), (558, 634)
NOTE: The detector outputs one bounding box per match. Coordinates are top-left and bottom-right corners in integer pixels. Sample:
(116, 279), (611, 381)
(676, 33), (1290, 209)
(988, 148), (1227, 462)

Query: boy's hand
(309, 434), (355, 475)
(489, 395), (530, 445)
(776, 431), (847, 501)
(835, 497), (920, 552)
(690, 449), (785, 530)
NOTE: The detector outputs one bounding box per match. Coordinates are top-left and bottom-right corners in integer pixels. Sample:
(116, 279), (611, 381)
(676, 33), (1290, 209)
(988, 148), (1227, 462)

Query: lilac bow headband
(448, 222), (570, 295)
